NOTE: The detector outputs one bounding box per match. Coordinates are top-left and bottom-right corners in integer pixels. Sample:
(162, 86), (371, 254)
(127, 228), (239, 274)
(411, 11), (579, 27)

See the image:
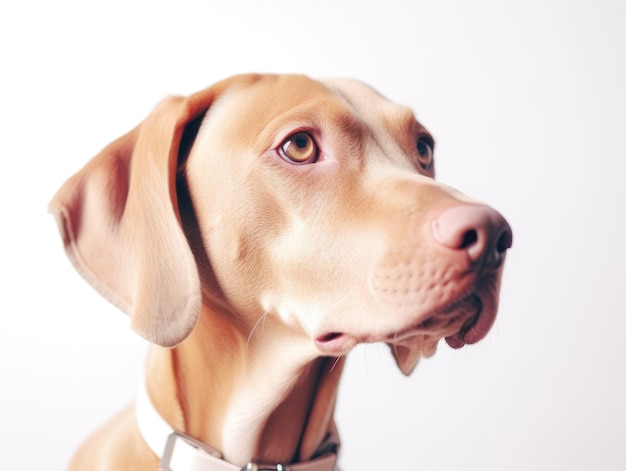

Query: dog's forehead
(319, 77), (419, 123)
(202, 75), (337, 145)
(216, 75), (408, 120)
(221, 74), (334, 114)
(206, 75), (423, 147)
(319, 77), (388, 106)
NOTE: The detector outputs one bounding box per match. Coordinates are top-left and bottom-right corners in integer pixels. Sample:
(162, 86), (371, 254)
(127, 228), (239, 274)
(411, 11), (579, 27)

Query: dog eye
(416, 136), (434, 170)
(279, 132), (319, 164)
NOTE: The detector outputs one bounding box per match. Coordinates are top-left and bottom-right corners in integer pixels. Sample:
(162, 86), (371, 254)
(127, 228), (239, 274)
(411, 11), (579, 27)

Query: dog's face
(50, 74), (511, 376)
(183, 75), (511, 374)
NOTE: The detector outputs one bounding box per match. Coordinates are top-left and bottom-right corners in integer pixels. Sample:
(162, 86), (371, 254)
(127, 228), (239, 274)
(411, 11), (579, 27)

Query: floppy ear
(49, 74), (262, 347)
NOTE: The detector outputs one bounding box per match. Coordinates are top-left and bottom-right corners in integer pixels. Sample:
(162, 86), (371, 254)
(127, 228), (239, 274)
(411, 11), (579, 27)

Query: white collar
(135, 381), (339, 471)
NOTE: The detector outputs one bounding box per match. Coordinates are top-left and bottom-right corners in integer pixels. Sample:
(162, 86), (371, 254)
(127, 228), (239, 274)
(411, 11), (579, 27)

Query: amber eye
(279, 132), (319, 164)
(416, 136), (434, 170)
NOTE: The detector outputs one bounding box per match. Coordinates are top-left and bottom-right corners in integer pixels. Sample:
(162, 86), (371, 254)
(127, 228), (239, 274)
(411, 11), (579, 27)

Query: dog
(49, 74), (512, 470)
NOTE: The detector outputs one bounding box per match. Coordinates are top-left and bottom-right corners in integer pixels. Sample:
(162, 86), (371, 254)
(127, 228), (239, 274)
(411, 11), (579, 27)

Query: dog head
(50, 74), (511, 375)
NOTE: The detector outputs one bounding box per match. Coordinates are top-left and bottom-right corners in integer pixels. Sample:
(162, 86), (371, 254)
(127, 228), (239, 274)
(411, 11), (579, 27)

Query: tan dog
(50, 74), (512, 470)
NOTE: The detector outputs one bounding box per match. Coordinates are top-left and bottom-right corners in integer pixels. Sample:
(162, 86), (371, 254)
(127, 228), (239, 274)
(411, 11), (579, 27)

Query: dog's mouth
(385, 293), (495, 375)
(386, 293), (484, 346)
(444, 311), (481, 349)
(443, 296), (483, 348)
(314, 292), (495, 357)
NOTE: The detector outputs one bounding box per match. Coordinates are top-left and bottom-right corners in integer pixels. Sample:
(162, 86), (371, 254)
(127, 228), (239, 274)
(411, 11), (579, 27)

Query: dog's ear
(49, 75), (262, 347)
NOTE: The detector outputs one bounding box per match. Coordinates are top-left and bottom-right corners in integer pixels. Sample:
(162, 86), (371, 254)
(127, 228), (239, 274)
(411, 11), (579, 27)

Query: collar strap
(135, 382), (339, 471)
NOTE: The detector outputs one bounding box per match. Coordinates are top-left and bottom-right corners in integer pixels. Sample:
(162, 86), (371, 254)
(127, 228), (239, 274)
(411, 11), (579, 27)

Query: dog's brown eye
(279, 132), (319, 164)
(416, 137), (434, 170)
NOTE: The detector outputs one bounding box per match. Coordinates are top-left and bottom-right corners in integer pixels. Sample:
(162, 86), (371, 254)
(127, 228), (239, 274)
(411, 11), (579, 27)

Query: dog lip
(444, 332), (466, 349)
(379, 293), (488, 351)
(444, 309), (480, 349)
(314, 332), (356, 356)
(317, 332), (344, 343)
(317, 291), (495, 353)
(386, 292), (482, 344)
(444, 294), (499, 349)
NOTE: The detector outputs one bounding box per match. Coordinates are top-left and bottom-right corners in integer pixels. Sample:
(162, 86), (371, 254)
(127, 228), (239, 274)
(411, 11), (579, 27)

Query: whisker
(329, 356), (342, 372)
(247, 311), (269, 347)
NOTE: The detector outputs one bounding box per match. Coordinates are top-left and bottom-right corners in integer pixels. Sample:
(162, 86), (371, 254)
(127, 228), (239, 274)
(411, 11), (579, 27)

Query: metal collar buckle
(161, 431), (223, 471)
(242, 464), (288, 471)
(161, 431), (290, 471)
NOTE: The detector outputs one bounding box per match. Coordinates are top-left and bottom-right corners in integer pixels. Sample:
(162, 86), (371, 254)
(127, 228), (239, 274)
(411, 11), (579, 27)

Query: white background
(1, 0), (624, 469)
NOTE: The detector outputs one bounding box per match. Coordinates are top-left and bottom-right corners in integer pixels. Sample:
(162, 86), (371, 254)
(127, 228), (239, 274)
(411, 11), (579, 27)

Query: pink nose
(432, 204), (512, 270)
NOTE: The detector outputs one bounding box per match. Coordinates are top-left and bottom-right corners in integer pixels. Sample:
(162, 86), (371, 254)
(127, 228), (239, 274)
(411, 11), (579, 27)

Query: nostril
(460, 229), (478, 249)
(496, 228), (513, 253)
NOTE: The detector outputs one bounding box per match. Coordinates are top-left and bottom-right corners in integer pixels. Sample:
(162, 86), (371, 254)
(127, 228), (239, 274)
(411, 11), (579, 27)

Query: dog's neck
(145, 304), (343, 467)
